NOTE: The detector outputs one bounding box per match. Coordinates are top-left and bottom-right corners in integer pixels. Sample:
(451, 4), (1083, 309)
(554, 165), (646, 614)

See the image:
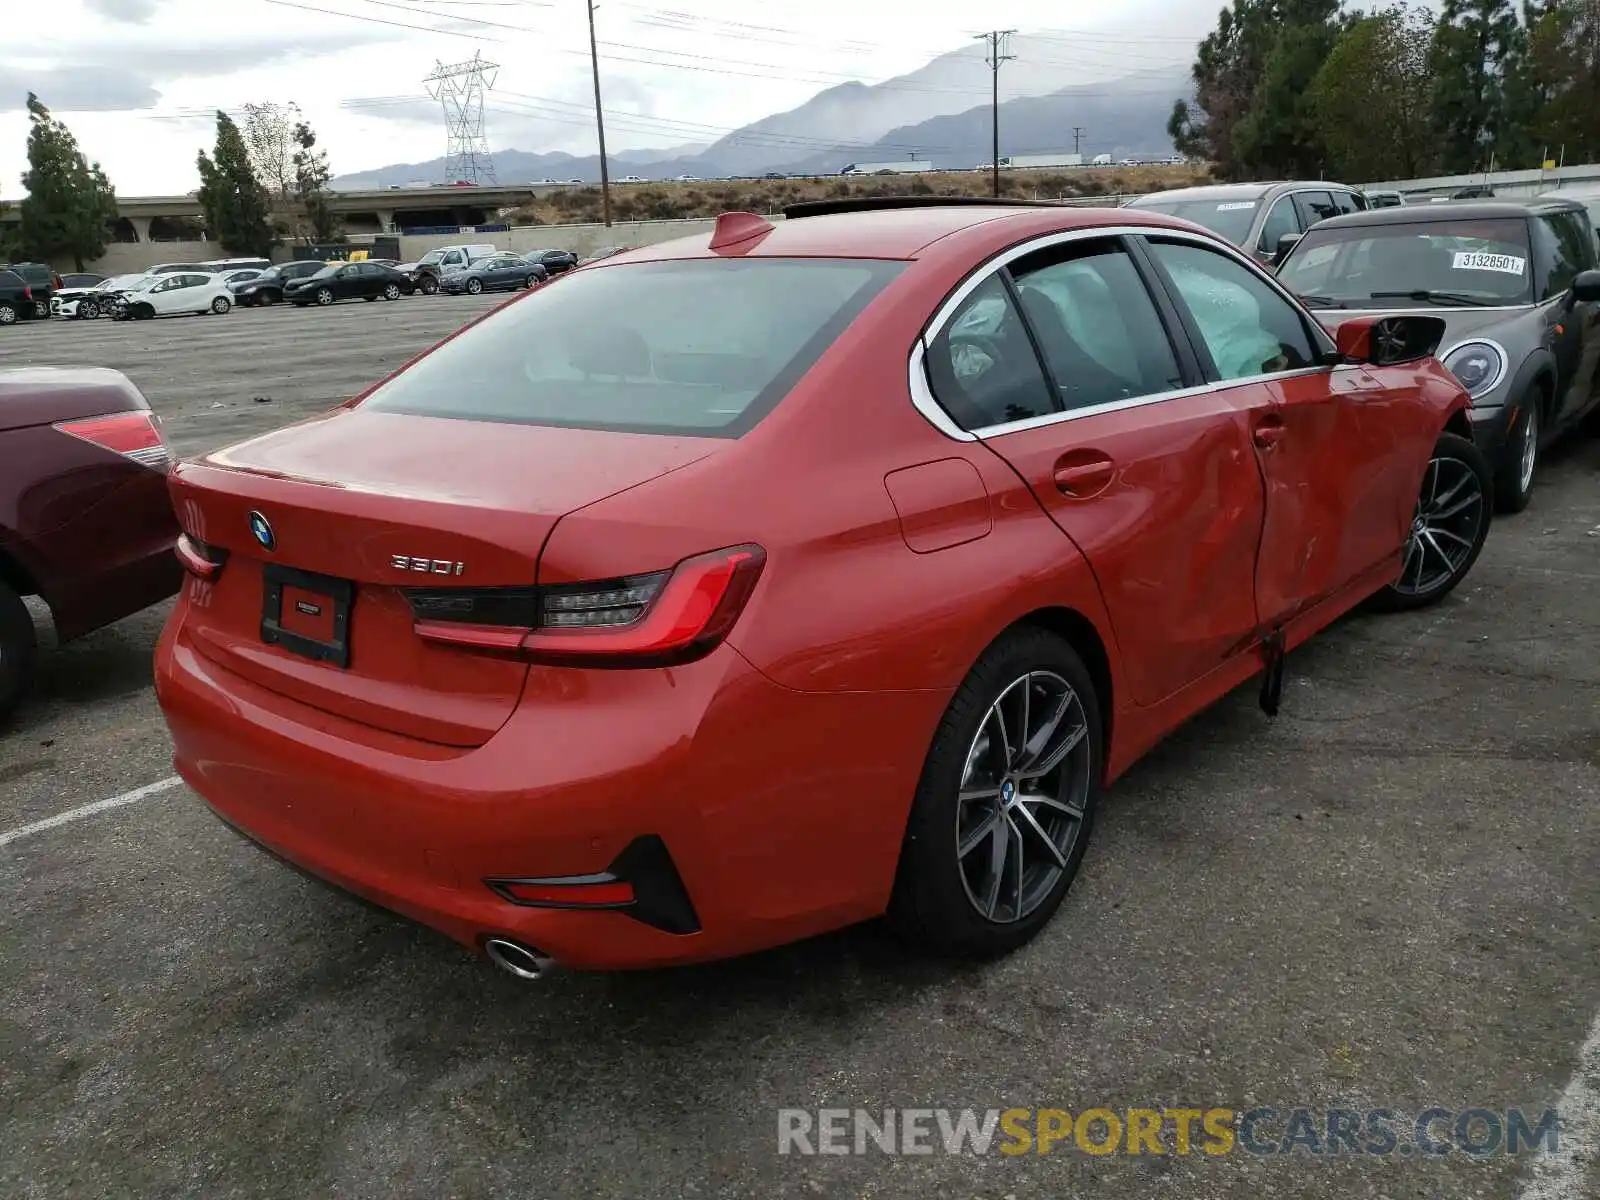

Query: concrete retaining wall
(396, 217), (722, 260)
(71, 217), (724, 275)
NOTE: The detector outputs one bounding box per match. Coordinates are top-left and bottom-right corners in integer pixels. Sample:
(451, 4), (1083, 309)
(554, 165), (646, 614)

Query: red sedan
(154, 199), (1491, 977)
(1, 368), (182, 714)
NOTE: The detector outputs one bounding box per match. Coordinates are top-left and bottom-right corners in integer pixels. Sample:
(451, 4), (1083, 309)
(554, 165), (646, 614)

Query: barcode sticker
(1452, 251), (1526, 275)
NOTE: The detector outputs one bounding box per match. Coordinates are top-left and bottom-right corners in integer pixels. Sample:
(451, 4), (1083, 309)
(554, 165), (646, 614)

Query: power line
(977, 30), (1016, 197)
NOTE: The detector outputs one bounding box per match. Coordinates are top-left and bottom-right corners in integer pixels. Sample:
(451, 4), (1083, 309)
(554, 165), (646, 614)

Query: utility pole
(587, 0), (613, 227)
(976, 30), (1016, 198)
(1072, 127), (1085, 157)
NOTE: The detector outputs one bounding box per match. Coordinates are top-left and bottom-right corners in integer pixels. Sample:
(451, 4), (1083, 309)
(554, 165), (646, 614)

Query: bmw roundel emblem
(248, 511), (276, 551)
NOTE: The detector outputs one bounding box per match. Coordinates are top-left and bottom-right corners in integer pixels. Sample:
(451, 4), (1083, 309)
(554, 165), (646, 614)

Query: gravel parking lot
(2, 299), (1598, 1200)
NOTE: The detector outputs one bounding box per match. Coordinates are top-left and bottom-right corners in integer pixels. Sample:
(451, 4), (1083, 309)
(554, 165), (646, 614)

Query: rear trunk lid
(171, 409), (719, 746)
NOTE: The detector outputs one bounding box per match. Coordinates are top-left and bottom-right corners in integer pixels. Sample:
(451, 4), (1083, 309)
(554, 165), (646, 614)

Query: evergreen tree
(1310, 5), (1439, 180)
(16, 94), (118, 271)
(1169, 0), (1342, 179)
(1428, 0), (1521, 172)
(196, 111), (275, 256)
(1517, 0), (1600, 164)
(291, 118), (338, 243)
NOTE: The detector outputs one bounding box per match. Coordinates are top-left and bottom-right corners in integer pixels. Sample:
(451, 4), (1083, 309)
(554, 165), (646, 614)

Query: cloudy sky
(1, 0), (1212, 197)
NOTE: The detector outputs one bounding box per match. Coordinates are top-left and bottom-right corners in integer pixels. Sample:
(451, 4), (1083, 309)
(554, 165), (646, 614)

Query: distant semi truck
(839, 159), (932, 175)
(1000, 153), (1084, 169)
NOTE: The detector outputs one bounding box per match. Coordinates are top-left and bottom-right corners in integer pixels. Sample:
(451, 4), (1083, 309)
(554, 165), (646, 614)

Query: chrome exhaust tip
(484, 937), (552, 981)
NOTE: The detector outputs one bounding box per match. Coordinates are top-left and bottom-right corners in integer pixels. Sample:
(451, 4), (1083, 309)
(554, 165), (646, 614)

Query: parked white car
(110, 271), (234, 320)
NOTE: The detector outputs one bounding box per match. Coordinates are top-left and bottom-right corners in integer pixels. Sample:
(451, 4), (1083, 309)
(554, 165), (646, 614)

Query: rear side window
(362, 258), (904, 436)
(1295, 191), (1341, 226)
(1332, 190), (1362, 215)
(924, 275), (1056, 429)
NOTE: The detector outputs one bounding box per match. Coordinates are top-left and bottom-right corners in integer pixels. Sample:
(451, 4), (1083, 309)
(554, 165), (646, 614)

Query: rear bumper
(155, 605), (947, 970)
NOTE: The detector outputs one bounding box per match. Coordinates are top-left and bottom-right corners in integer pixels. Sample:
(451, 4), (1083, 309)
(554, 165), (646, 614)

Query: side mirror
(1333, 314), (1448, 366)
(1272, 233), (1302, 267)
(1572, 269), (1600, 303)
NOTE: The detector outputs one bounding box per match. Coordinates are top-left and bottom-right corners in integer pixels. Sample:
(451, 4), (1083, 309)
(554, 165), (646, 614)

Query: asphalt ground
(1, 298), (1598, 1200)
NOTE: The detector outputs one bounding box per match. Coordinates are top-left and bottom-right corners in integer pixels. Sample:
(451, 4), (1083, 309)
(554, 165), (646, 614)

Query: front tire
(466, 277), (484, 295)
(1373, 431), (1492, 611)
(1494, 398), (1540, 514)
(887, 627), (1102, 959)
(81, 300), (100, 319)
(0, 579), (38, 718)
(0, 302), (17, 325)
(315, 288), (334, 306)
(420, 276), (439, 295)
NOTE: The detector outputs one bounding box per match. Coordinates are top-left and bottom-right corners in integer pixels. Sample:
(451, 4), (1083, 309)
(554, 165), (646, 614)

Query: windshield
(417, 250), (444, 266)
(361, 258), (905, 436)
(1278, 217), (1534, 307)
(1126, 196), (1262, 245)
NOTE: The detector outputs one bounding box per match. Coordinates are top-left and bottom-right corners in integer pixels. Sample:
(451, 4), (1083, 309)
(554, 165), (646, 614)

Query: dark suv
(1124, 181), (1368, 268)
(0, 269), (43, 326)
(2, 262), (61, 318)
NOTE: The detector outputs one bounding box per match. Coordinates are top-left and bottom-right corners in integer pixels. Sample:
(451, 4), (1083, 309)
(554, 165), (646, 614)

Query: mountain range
(332, 35), (1195, 190)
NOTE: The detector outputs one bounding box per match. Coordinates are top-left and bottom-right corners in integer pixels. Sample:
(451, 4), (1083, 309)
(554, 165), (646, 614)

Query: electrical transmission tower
(424, 52), (500, 184)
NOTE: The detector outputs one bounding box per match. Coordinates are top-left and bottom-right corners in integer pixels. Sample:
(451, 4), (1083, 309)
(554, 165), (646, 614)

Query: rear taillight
(22, 285), (31, 299)
(403, 544), (766, 666)
(176, 533), (229, 580)
(53, 410), (171, 471)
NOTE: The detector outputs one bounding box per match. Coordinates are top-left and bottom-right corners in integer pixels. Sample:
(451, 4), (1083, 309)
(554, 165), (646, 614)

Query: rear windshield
(1126, 196), (1263, 245)
(1278, 217), (1534, 307)
(361, 257), (905, 436)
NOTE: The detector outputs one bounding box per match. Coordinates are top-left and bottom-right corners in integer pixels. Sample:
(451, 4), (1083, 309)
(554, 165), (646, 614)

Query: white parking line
(1519, 1008), (1600, 1200)
(0, 775), (184, 848)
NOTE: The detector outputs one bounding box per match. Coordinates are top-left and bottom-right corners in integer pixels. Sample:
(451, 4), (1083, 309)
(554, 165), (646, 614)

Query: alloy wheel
(1394, 453), (1486, 596)
(385, 284), (400, 300)
(0, 304), (15, 325)
(467, 278), (483, 294)
(956, 670), (1092, 923)
(317, 289), (333, 305)
(1519, 406), (1539, 494)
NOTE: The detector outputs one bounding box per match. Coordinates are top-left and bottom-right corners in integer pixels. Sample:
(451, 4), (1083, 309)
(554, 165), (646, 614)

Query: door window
(1330, 189), (1362, 215)
(1007, 239), (1185, 411)
(1145, 240), (1318, 381)
(1536, 215), (1585, 299)
(1257, 197), (1300, 255)
(1294, 191), (1341, 227)
(925, 275), (1056, 430)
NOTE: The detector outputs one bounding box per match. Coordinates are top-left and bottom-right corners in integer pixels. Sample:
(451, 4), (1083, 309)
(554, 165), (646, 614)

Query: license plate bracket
(261, 563), (354, 668)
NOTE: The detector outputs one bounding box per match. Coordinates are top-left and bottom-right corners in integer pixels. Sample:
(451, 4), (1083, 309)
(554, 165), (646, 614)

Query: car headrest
(566, 325), (653, 378)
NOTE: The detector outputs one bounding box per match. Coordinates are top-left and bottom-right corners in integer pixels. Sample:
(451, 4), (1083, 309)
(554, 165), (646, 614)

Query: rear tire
(1494, 397), (1540, 514)
(384, 283), (401, 300)
(211, 296), (231, 314)
(1372, 431), (1492, 611)
(0, 579), (38, 719)
(887, 627), (1102, 959)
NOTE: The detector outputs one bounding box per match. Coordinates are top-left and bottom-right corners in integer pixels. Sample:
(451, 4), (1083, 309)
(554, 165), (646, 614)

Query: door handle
(1052, 452), (1115, 498)
(1253, 423), (1287, 449)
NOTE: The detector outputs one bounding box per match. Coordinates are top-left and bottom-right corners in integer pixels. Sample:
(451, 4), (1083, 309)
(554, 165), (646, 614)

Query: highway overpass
(1, 183), (570, 242)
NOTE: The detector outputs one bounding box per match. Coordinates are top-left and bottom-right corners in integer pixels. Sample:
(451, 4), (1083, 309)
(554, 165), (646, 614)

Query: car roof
(1127, 181), (1353, 205)
(1307, 198), (1586, 229)
(614, 203), (1205, 263)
